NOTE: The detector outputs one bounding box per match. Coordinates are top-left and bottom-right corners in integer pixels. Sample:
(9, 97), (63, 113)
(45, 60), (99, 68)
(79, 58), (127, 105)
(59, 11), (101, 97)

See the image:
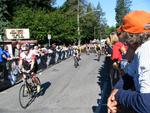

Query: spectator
(14, 43), (21, 58)
(108, 32), (126, 85)
(107, 10), (150, 113)
(3, 45), (11, 60)
(105, 37), (112, 57)
(0, 46), (11, 80)
(110, 32), (126, 63)
(0, 47), (4, 80)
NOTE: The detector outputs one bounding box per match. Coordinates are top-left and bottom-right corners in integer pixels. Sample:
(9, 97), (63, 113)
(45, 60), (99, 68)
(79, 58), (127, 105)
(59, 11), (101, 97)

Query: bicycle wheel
(97, 54), (100, 61)
(74, 57), (78, 68)
(19, 84), (32, 109)
(74, 60), (77, 68)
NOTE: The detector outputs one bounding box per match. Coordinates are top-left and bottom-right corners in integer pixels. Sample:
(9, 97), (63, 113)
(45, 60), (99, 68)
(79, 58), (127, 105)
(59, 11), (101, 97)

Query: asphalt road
(0, 53), (108, 113)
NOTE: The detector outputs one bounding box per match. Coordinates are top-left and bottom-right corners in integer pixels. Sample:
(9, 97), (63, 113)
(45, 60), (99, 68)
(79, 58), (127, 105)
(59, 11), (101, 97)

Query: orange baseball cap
(117, 10), (150, 34)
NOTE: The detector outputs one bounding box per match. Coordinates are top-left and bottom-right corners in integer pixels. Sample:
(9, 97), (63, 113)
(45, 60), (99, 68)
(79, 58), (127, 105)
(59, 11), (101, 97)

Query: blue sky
(55, 0), (150, 26)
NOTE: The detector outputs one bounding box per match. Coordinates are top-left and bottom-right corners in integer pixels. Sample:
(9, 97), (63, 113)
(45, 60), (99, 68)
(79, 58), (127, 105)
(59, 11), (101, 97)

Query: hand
(113, 62), (119, 69)
(21, 68), (30, 73)
(107, 95), (117, 113)
(120, 70), (125, 76)
(7, 58), (12, 61)
(107, 89), (119, 113)
(26, 69), (31, 73)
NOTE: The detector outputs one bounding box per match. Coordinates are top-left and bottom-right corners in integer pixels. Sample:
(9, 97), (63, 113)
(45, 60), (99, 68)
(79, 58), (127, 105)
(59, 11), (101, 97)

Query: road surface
(0, 53), (110, 113)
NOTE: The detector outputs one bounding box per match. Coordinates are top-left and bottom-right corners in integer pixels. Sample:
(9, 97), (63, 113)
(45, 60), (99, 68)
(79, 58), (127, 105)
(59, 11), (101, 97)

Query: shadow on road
(38, 81), (51, 96)
(0, 80), (13, 92)
(92, 57), (112, 113)
(93, 58), (100, 62)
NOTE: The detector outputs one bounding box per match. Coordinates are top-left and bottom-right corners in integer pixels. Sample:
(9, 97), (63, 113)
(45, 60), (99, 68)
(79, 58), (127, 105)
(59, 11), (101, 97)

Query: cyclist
(95, 44), (101, 61)
(73, 47), (80, 67)
(19, 44), (41, 93)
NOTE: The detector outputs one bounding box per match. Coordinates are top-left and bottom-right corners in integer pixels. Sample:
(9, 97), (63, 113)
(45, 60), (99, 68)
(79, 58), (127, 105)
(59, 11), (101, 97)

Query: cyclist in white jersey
(19, 44), (40, 93)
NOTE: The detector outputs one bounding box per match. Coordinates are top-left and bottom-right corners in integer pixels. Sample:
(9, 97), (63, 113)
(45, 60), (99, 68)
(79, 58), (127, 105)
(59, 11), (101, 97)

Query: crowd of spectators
(0, 43), (76, 84)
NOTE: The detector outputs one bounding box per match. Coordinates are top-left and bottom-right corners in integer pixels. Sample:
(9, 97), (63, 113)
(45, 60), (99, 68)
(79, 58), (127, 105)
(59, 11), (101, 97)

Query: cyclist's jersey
(96, 44), (101, 51)
(20, 50), (36, 64)
(20, 50), (38, 72)
(73, 50), (79, 57)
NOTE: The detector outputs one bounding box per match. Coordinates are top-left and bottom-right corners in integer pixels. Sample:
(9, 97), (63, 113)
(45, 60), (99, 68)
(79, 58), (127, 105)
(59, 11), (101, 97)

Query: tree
(115, 0), (132, 27)
(80, 3), (96, 42)
(80, 2), (107, 42)
(0, 0), (9, 37)
(8, 0), (56, 10)
(105, 26), (116, 37)
(11, 6), (77, 44)
(62, 0), (87, 15)
(95, 2), (107, 39)
(61, 0), (88, 44)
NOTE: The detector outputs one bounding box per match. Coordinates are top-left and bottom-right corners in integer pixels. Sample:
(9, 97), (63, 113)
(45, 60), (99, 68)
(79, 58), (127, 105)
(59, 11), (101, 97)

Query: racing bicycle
(19, 69), (41, 109)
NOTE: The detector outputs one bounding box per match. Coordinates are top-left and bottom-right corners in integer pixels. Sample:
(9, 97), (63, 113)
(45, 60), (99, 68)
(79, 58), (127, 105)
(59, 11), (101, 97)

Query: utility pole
(77, 0), (80, 46)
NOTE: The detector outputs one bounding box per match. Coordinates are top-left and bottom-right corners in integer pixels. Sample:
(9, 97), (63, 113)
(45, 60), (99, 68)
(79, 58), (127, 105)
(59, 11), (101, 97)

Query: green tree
(80, 3), (97, 42)
(95, 2), (107, 40)
(8, 0), (56, 10)
(61, 0), (88, 44)
(115, 0), (132, 27)
(105, 26), (116, 37)
(11, 6), (77, 44)
(11, 6), (49, 43)
(80, 2), (107, 42)
(0, 0), (9, 37)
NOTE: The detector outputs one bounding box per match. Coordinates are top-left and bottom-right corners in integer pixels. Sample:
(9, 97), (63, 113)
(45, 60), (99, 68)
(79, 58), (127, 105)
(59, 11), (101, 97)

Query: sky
(55, 0), (150, 26)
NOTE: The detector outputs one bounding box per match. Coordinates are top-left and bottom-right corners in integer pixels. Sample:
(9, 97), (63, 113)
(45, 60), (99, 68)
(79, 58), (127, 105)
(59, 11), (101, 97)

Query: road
(0, 53), (109, 113)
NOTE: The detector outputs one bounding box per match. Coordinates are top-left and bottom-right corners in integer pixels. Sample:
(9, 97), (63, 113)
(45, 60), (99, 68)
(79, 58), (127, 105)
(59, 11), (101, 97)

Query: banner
(5, 28), (30, 39)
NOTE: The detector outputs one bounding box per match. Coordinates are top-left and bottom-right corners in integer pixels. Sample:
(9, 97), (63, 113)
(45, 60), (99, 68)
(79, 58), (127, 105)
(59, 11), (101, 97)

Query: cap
(117, 10), (150, 34)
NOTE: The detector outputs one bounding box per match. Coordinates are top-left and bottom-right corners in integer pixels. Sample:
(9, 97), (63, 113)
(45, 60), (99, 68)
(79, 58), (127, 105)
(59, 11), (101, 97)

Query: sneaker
(37, 85), (41, 93)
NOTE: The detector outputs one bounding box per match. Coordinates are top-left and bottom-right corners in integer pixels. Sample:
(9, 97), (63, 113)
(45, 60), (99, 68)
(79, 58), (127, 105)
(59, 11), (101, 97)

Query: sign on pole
(48, 34), (51, 47)
(48, 34), (51, 40)
(0, 35), (2, 41)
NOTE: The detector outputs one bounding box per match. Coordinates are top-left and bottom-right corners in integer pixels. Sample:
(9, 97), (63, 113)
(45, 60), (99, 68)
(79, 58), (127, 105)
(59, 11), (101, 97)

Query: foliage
(0, 0), (9, 37)
(1, 0), (112, 45)
(105, 26), (116, 37)
(115, 0), (132, 27)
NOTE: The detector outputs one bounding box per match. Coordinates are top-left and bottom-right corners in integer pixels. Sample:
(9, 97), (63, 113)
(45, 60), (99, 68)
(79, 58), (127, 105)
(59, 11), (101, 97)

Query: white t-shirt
(20, 50), (36, 64)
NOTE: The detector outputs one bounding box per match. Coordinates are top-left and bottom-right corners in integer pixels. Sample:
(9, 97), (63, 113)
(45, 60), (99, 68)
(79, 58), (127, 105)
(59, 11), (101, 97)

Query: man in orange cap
(107, 10), (150, 113)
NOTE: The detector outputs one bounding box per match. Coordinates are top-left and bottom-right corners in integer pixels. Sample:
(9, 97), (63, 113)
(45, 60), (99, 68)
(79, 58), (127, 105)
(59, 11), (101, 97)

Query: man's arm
(30, 54), (36, 71)
(18, 59), (23, 70)
(115, 89), (150, 113)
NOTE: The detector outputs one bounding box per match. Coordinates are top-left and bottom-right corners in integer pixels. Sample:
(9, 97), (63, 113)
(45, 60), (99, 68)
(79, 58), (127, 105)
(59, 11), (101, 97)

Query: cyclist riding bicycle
(73, 47), (81, 60)
(19, 44), (41, 93)
(95, 44), (101, 61)
(73, 47), (81, 67)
